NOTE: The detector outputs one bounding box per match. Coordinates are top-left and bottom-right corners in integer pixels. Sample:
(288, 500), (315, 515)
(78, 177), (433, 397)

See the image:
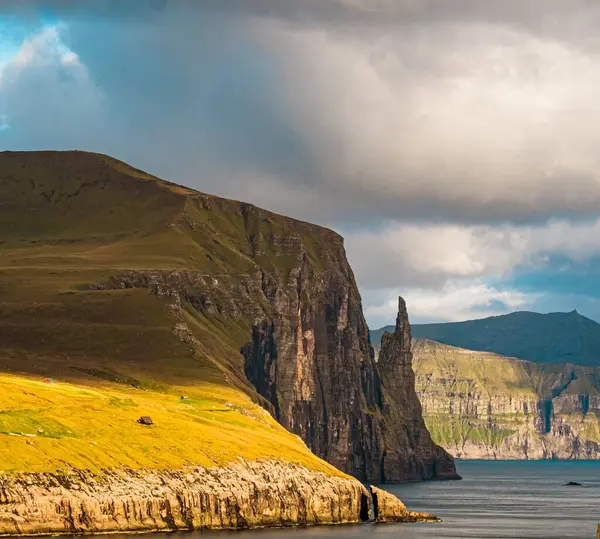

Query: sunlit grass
(0, 372), (344, 476)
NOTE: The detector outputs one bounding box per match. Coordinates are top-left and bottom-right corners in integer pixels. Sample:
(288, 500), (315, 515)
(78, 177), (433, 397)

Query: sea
(112, 461), (600, 539)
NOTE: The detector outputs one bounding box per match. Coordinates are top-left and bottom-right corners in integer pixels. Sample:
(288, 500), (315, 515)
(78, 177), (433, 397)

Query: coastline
(0, 461), (438, 537)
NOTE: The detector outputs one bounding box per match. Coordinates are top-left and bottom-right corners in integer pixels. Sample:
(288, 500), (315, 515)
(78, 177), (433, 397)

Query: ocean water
(115, 461), (600, 539)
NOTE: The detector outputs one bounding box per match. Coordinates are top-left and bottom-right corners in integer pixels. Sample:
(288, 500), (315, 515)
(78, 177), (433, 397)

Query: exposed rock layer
(0, 462), (431, 536)
(0, 151), (456, 486)
(91, 261), (458, 481)
(376, 300), (460, 480)
(410, 339), (600, 459)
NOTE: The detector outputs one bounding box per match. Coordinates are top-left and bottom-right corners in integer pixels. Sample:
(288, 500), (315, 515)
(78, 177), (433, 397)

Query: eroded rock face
(240, 283), (459, 482)
(0, 462), (366, 535)
(0, 462), (437, 536)
(240, 248), (387, 481)
(411, 339), (600, 460)
(377, 299), (460, 481)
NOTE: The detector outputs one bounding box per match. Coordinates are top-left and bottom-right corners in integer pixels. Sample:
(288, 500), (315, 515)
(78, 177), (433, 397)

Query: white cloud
(365, 282), (535, 324)
(0, 23), (107, 149)
(347, 218), (600, 326)
(236, 16), (600, 223)
(344, 218), (600, 290)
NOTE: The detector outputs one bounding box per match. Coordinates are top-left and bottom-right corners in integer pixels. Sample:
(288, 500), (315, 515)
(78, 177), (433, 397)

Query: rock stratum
(405, 339), (600, 459)
(0, 150), (454, 533)
(0, 461), (437, 535)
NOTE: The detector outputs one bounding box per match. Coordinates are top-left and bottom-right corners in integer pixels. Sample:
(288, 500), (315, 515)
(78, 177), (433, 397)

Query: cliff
(408, 339), (600, 459)
(376, 300), (459, 479)
(0, 461), (437, 535)
(0, 150), (451, 532)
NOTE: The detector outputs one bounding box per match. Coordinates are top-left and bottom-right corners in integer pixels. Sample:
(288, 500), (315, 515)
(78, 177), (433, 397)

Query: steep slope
(0, 150), (456, 492)
(409, 340), (600, 459)
(406, 311), (600, 367)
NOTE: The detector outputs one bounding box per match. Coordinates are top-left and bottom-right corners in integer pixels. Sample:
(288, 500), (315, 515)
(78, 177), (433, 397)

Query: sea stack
(376, 297), (461, 482)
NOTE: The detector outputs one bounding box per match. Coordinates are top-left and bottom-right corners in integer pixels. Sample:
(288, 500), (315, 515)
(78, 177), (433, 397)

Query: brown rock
(370, 486), (439, 523)
(377, 298), (461, 481)
(0, 462), (368, 535)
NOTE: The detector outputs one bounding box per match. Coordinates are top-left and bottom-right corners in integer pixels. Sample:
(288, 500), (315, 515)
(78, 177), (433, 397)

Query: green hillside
(371, 310), (600, 366)
(0, 150), (345, 476)
(411, 339), (600, 458)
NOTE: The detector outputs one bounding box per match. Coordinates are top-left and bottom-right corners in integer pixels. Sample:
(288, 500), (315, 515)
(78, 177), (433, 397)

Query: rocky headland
(0, 151), (452, 534)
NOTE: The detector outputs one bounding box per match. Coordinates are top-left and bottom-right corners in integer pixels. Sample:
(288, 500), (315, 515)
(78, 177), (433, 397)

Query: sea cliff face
(89, 219), (457, 482)
(376, 299), (459, 480)
(410, 340), (600, 459)
(0, 461), (433, 536)
(239, 266), (460, 482)
(0, 150), (452, 536)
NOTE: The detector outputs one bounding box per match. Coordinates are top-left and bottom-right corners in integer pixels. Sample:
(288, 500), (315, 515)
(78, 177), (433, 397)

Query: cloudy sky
(2, 0), (600, 328)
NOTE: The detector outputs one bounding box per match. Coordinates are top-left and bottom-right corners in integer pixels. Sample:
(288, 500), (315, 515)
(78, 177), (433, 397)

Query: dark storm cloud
(4, 0), (600, 323)
(4, 0), (600, 226)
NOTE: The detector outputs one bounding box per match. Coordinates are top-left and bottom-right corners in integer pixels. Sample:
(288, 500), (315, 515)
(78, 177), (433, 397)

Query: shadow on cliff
(240, 297), (462, 483)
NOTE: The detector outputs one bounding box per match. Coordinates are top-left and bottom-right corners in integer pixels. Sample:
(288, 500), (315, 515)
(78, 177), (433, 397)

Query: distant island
(370, 311), (600, 460)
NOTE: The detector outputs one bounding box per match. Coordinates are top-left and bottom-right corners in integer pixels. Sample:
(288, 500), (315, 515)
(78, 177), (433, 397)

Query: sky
(2, 0), (600, 328)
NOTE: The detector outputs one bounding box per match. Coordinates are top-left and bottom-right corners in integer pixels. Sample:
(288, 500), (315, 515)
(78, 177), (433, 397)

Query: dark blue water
(118, 461), (600, 539)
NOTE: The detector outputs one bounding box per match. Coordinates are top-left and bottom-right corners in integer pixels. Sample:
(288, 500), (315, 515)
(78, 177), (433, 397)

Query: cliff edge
(0, 462), (437, 535)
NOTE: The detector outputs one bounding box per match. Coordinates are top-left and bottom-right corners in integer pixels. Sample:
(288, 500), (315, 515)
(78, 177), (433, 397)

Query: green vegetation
(0, 372), (341, 474)
(0, 150), (346, 477)
(408, 340), (600, 452)
(426, 416), (516, 447)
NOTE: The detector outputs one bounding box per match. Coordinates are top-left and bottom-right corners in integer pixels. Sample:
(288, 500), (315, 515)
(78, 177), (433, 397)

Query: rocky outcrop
(370, 486), (439, 523)
(376, 299), (460, 481)
(1, 151), (455, 491)
(0, 462), (436, 536)
(410, 339), (600, 459)
(91, 267), (457, 482)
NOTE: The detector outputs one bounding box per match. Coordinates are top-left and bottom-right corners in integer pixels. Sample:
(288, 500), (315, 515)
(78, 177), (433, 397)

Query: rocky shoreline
(0, 461), (438, 536)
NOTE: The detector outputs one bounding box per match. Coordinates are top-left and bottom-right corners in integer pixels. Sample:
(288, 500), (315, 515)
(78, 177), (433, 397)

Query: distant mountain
(371, 310), (600, 367)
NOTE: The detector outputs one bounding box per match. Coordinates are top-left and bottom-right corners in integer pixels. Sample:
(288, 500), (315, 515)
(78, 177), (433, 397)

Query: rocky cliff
(0, 149), (454, 534)
(409, 339), (600, 459)
(239, 279), (460, 482)
(0, 461), (437, 536)
(376, 300), (460, 480)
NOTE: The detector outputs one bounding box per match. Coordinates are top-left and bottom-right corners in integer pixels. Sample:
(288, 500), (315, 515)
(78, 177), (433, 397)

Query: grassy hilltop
(0, 150), (343, 475)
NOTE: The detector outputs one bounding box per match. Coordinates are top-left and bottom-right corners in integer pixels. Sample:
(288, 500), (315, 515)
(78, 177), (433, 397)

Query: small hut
(137, 416), (153, 425)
